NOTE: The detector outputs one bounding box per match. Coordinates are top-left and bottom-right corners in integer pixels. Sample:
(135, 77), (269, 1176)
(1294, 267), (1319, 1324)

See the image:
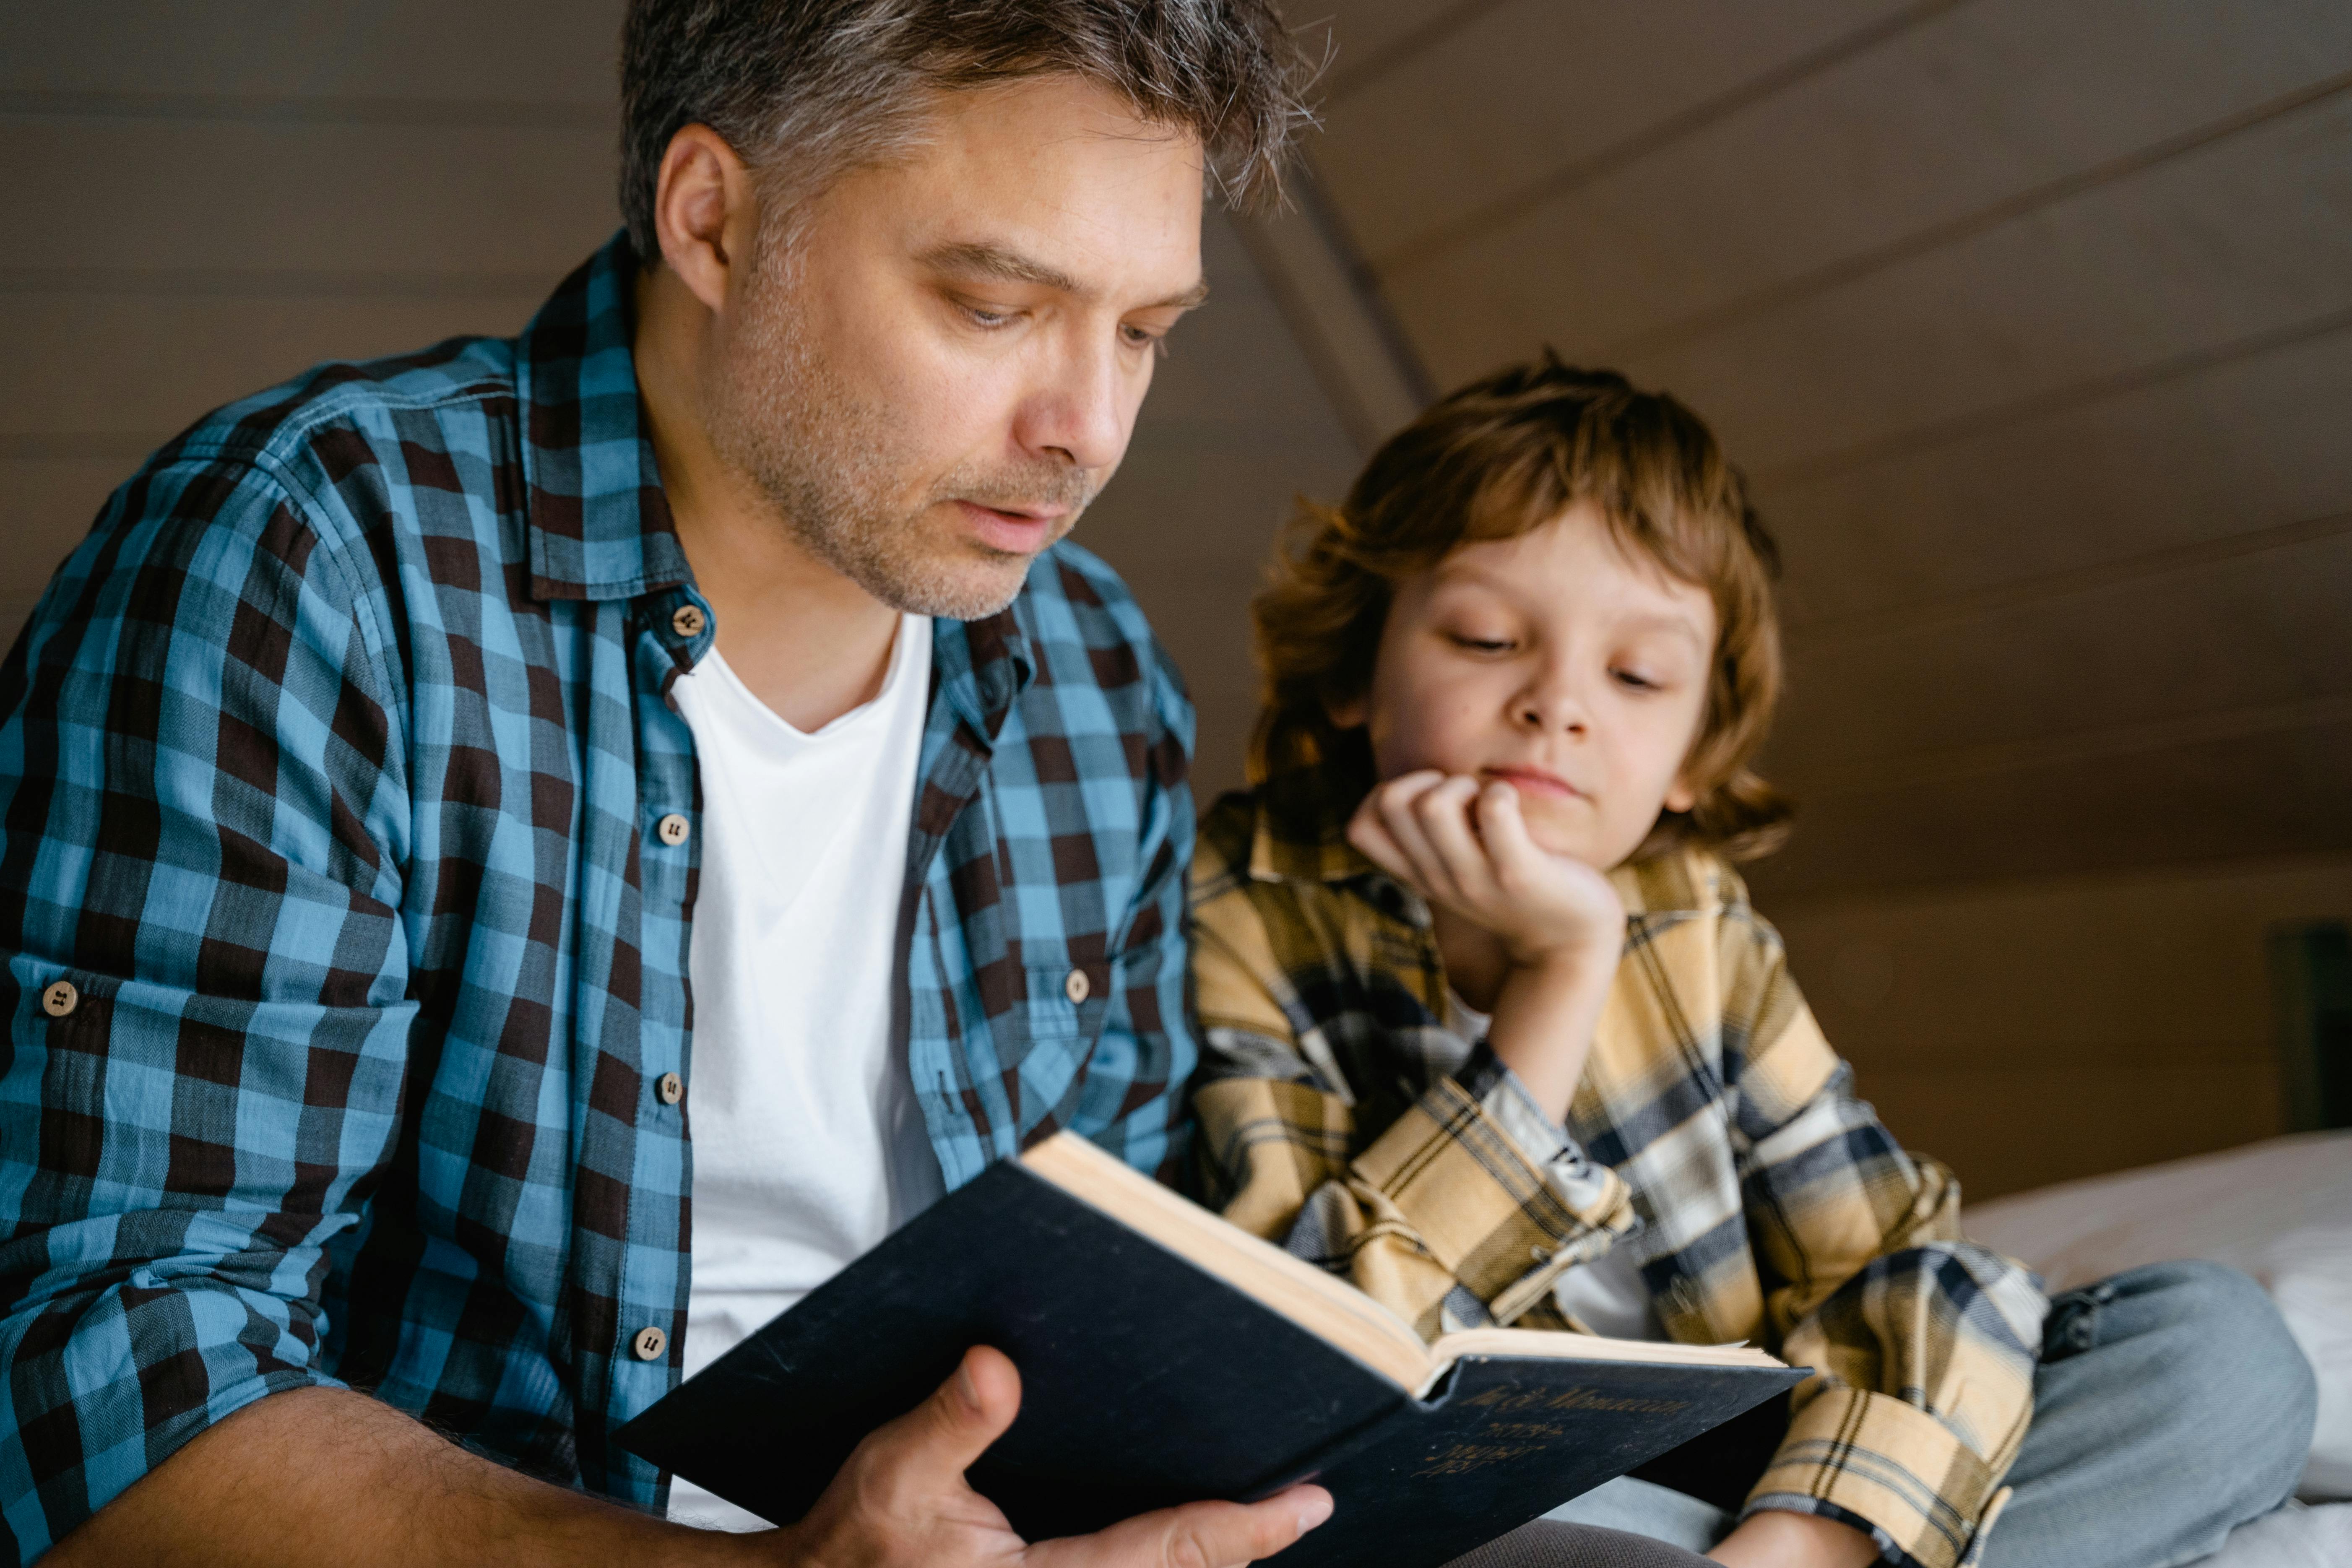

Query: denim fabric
(1545, 1261), (2317, 1568)
(1444, 1520), (1714, 1567)
(1980, 1260), (2314, 1568)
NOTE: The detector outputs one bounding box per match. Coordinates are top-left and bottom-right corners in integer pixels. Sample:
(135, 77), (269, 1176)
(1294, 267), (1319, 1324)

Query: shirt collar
(931, 603), (1035, 746)
(1243, 772), (1722, 918)
(514, 231), (694, 603)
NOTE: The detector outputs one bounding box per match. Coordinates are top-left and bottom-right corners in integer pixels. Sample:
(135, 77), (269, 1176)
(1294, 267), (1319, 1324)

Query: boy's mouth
(1481, 765), (1584, 802)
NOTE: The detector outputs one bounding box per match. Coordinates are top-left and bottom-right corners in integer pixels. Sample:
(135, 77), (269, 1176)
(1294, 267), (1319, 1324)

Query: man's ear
(1324, 689), (1369, 730)
(651, 123), (759, 313)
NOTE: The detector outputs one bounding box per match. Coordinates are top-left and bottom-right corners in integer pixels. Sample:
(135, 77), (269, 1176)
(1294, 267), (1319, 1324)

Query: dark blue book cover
(615, 1134), (1806, 1566)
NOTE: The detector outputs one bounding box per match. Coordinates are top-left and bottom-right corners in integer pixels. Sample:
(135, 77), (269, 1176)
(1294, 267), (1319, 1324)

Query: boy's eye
(1449, 633), (1514, 653)
(1612, 667), (1660, 691)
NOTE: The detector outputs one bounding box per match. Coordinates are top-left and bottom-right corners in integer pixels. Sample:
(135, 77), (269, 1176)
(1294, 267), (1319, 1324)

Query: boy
(1188, 356), (2314, 1568)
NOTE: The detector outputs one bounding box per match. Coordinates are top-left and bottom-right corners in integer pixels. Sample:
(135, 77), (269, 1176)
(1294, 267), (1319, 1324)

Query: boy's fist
(1347, 771), (1626, 972)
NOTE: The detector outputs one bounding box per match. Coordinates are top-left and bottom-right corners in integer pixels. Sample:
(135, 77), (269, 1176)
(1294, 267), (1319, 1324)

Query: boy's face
(1337, 502), (1717, 870)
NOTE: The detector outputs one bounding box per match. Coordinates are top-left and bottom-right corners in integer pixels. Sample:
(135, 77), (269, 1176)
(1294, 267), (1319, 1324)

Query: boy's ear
(1323, 689), (1369, 730)
(1663, 772), (1698, 815)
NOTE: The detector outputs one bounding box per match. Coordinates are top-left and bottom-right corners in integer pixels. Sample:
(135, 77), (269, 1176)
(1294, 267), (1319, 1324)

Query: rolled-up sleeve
(1189, 892), (1633, 1340)
(0, 451), (412, 1558)
(1721, 915), (2047, 1568)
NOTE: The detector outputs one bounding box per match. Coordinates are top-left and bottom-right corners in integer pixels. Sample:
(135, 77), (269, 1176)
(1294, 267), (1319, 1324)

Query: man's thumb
(891, 1344), (1022, 1481)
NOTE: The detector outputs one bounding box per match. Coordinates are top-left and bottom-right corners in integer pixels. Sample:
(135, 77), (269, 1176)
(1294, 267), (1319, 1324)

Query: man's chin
(863, 549), (1041, 621)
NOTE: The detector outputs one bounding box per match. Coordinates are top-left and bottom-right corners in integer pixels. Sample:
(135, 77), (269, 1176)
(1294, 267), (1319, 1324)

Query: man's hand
(1348, 772), (1624, 1121)
(765, 1345), (1333, 1568)
(1705, 1509), (1880, 1568)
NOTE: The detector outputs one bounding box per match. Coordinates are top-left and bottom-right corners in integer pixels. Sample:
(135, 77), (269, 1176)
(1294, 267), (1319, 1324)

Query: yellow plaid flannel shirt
(1187, 786), (2049, 1568)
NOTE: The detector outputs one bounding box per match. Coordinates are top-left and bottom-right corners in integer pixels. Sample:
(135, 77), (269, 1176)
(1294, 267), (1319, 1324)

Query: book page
(1021, 1132), (1433, 1389)
(1426, 1327), (1784, 1387)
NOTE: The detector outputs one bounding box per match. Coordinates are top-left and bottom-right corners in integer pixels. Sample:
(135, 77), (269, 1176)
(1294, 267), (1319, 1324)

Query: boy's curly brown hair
(1249, 353), (1793, 863)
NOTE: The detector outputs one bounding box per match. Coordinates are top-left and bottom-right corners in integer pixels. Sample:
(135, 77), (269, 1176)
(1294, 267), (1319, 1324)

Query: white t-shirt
(664, 619), (946, 1531)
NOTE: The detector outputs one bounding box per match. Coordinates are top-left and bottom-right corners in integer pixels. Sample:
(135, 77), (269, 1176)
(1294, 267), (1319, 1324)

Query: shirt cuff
(1743, 1386), (2010, 1568)
(1348, 1047), (1638, 1326)
(1456, 1043), (1630, 1224)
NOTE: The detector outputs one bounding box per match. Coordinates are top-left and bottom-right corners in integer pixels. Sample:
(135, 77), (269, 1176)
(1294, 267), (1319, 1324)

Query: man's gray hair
(618, 0), (1317, 259)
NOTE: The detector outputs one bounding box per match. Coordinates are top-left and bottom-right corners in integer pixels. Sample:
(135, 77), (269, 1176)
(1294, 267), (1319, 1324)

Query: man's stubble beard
(705, 253), (1096, 622)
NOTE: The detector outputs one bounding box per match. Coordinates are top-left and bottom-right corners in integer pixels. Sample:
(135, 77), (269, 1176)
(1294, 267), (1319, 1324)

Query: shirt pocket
(1016, 960), (1113, 1043)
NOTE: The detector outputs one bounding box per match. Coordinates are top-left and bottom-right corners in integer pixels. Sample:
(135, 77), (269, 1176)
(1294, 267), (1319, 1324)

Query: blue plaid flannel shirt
(0, 235), (1198, 1558)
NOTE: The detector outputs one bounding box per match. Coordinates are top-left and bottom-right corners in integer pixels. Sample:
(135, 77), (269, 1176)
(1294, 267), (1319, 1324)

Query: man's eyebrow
(917, 240), (1208, 310)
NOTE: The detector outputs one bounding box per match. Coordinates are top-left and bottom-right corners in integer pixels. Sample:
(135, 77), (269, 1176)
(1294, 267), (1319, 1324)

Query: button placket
(655, 813), (692, 847)
(656, 1071), (684, 1106)
(631, 1325), (667, 1361)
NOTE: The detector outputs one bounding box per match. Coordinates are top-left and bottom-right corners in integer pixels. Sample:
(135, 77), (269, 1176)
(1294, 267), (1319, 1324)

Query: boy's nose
(1515, 676), (1591, 734)
(1505, 658), (1599, 738)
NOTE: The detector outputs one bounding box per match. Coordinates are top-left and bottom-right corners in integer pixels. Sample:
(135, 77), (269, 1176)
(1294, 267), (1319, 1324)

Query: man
(0, 5), (1714, 1565)
(0, 2), (1327, 1560)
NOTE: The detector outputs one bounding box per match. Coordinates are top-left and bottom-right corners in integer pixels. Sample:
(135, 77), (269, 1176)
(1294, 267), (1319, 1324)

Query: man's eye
(963, 303), (1017, 328)
(1121, 323), (1169, 356)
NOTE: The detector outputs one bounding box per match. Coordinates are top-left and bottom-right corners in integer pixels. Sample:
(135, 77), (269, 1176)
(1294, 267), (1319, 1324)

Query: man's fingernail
(954, 1360), (981, 1409)
(1296, 1492), (1334, 1531)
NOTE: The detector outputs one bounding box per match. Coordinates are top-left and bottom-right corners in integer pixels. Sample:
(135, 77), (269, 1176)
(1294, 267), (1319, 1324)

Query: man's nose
(1017, 333), (1133, 474)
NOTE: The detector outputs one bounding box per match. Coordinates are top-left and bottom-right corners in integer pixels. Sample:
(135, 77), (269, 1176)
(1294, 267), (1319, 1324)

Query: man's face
(703, 75), (1207, 619)
(1343, 502), (1718, 870)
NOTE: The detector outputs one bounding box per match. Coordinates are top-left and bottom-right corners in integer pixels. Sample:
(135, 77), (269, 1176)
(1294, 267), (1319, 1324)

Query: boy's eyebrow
(1436, 567), (1709, 646)
(916, 239), (1210, 310)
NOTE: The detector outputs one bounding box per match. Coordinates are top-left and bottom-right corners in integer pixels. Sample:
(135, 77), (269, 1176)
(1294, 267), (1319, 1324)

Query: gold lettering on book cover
(1415, 1441), (1552, 1477)
(1457, 1384), (1692, 1417)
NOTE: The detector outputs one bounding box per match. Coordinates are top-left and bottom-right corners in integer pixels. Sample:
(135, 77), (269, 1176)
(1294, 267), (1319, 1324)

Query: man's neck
(633, 265), (905, 732)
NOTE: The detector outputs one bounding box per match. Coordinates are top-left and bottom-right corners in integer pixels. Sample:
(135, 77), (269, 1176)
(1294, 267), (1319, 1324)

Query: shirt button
(1063, 967), (1090, 1005)
(656, 813), (692, 847)
(656, 1071), (684, 1106)
(632, 1325), (667, 1361)
(670, 604), (707, 639)
(41, 980), (78, 1018)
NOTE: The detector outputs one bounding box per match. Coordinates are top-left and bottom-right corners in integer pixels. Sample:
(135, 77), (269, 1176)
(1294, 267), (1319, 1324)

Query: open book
(618, 1131), (1803, 1566)
(1023, 1130), (1785, 1395)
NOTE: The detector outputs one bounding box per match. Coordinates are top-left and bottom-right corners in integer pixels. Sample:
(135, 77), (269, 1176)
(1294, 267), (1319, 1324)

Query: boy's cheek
(1514, 793), (1597, 856)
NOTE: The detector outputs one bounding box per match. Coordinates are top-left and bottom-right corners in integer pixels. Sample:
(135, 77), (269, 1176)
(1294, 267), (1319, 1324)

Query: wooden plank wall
(1307, 0), (2352, 1194)
(16, 2), (2345, 1199)
(0, 2), (1360, 800)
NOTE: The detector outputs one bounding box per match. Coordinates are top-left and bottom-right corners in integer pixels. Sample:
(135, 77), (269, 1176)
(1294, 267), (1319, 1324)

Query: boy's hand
(1348, 771), (1625, 973)
(1348, 772), (1625, 1122)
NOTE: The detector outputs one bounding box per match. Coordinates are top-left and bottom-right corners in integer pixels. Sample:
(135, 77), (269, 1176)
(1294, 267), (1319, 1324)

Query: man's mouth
(951, 498), (1070, 555)
(1481, 765), (1585, 802)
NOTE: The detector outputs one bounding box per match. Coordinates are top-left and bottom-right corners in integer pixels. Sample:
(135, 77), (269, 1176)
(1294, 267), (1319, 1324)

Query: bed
(1964, 1131), (2352, 1566)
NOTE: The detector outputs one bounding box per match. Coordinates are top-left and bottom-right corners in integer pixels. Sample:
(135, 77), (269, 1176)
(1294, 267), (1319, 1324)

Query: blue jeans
(1545, 1262), (2316, 1567)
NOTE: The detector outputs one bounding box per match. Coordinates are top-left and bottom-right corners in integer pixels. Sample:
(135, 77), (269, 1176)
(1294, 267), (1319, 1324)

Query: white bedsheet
(2194, 1501), (2352, 1568)
(1963, 1130), (2352, 1502)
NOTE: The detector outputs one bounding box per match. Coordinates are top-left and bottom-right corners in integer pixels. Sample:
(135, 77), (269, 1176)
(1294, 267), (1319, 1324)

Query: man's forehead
(872, 75), (1207, 298)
